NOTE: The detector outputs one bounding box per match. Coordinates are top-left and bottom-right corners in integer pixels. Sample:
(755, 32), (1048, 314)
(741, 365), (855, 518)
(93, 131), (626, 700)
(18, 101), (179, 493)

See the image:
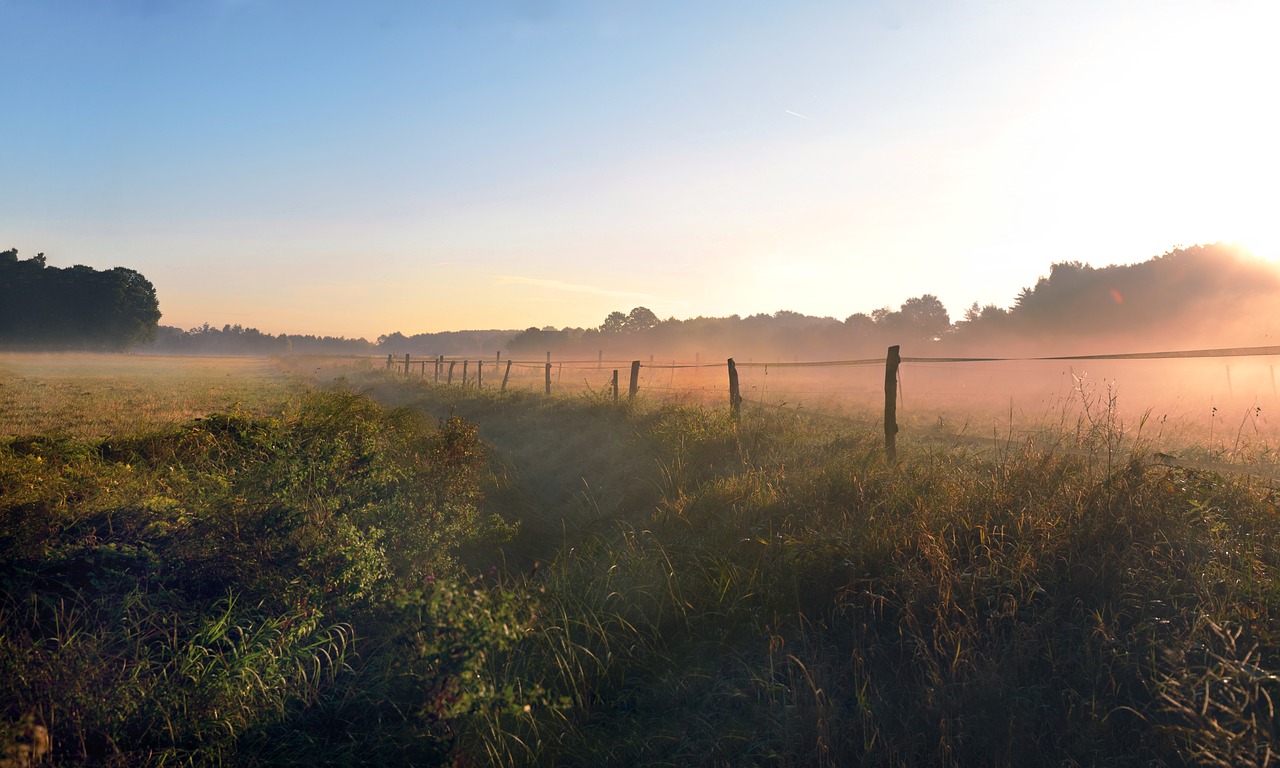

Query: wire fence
(380, 345), (1280, 459)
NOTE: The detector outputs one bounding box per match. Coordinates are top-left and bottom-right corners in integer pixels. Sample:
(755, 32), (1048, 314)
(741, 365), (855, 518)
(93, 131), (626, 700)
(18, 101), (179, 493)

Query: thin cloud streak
(784, 109), (810, 119)
(498, 275), (659, 303)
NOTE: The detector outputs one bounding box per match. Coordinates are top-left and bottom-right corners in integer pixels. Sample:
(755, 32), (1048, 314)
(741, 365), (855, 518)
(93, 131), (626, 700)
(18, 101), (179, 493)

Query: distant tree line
(15, 243), (1265, 358)
(147, 324), (378, 356)
(506, 244), (1279, 359)
(144, 325), (521, 357)
(373, 330), (521, 357)
(0, 249), (161, 351)
(506, 300), (949, 361)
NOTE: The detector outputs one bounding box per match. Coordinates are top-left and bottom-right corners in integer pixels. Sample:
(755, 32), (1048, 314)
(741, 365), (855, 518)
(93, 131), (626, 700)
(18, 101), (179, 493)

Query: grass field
(389, 374), (1280, 766)
(0, 353), (307, 438)
(3, 355), (1280, 765)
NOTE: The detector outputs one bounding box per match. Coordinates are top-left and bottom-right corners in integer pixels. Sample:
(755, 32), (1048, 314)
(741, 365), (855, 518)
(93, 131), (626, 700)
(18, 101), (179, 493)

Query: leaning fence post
(629, 360), (640, 400)
(501, 360), (512, 392)
(885, 345), (901, 461)
(727, 358), (742, 420)
(612, 369), (619, 402)
(447, 360), (456, 386)
(544, 361), (552, 395)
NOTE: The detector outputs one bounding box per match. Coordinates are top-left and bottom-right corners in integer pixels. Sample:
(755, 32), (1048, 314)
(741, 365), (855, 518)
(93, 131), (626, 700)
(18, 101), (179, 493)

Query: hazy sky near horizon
(3, 0), (1278, 339)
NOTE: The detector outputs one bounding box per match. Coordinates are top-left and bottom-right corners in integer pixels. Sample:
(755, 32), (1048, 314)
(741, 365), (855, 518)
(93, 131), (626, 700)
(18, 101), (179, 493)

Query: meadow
(3, 353), (1280, 765)
(0, 353), (307, 438)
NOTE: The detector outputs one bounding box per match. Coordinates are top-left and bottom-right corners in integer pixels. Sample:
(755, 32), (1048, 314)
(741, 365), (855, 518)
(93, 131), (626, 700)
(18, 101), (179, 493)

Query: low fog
(494, 244), (1280, 448)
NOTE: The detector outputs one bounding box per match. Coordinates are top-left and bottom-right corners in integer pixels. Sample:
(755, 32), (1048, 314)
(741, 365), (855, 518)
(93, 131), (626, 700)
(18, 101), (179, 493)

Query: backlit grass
(4, 359), (1280, 765)
(391, 374), (1280, 766)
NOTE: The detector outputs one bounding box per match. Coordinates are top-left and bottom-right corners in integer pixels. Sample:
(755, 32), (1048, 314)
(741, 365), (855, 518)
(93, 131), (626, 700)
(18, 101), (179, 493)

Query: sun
(1238, 233), (1280, 264)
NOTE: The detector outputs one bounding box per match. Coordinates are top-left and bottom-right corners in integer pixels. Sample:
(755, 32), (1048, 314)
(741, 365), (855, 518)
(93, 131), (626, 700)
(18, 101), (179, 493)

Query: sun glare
(988, 0), (1280, 277)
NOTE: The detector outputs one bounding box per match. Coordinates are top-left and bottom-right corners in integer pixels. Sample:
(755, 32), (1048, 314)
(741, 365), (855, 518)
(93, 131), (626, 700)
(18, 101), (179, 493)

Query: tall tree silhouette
(0, 249), (161, 350)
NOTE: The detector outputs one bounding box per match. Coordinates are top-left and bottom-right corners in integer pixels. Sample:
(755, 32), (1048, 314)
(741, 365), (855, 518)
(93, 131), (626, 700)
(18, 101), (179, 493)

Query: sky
(3, 0), (1278, 339)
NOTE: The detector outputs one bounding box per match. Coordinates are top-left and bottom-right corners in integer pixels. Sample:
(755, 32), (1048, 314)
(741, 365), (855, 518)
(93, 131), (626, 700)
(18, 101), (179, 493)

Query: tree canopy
(598, 307), (660, 335)
(0, 249), (162, 351)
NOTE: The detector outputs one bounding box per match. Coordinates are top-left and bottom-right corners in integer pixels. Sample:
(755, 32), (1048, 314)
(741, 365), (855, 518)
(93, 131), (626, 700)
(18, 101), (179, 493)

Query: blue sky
(3, 0), (1277, 338)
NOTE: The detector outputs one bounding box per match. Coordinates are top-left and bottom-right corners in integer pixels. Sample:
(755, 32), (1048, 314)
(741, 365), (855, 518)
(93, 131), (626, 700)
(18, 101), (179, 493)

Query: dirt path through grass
(365, 383), (666, 572)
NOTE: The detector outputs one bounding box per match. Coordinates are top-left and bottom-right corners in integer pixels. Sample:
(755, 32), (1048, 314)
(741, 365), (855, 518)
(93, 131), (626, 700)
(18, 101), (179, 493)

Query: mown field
(3, 354), (1280, 765)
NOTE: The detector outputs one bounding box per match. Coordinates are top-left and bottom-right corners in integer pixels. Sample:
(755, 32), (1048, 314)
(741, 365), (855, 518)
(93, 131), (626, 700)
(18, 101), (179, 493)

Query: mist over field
(8, 2), (1280, 763)
(9, 240), (1278, 444)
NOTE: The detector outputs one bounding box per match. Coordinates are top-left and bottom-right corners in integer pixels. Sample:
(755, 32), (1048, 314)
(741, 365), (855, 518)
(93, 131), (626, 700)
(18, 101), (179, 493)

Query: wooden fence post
(501, 360), (512, 392)
(612, 369), (619, 402)
(496, 351), (501, 366)
(885, 345), (901, 461)
(404, 353), (411, 375)
(462, 360), (469, 387)
(598, 350), (603, 370)
(434, 356), (440, 384)
(727, 358), (742, 420)
(447, 360), (456, 386)
(477, 361), (483, 389)
(544, 362), (552, 395)
(629, 360), (640, 400)
(385, 354), (392, 370)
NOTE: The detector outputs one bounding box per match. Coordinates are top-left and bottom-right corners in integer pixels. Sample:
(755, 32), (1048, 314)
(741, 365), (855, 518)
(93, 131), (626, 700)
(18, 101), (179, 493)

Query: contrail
(785, 109), (810, 119)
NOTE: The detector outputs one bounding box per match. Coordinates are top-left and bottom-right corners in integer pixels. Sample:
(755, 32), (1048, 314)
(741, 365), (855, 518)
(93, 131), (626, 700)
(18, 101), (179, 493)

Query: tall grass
(388, 376), (1280, 766)
(5, 361), (1280, 765)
